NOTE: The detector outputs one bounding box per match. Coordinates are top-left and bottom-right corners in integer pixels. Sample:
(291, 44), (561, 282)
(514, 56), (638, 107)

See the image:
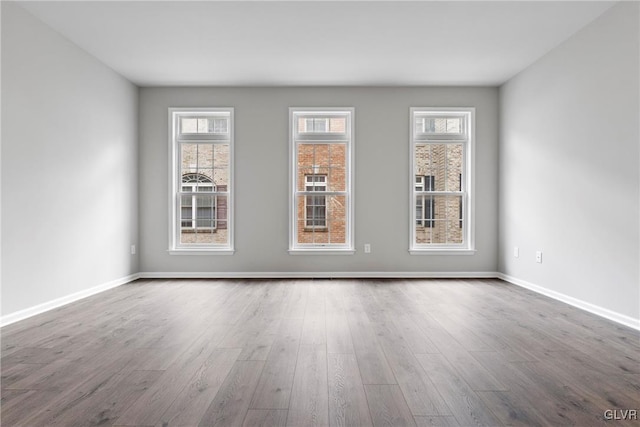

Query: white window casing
(169, 108), (234, 255)
(410, 107), (475, 255)
(289, 108), (355, 254)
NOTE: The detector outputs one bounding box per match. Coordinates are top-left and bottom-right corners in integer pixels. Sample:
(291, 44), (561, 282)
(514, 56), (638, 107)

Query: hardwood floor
(1, 278), (639, 426)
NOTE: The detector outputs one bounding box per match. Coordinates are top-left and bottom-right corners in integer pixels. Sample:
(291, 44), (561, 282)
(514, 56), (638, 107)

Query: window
(305, 175), (327, 228)
(181, 173), (226, 231)
(169, 108), (233, 254)
(304, 118), (328, 133)
(290, 108), (354, 253)
(180, 117), (229, 134)
(415, 175), (434, 228)
(410, 108), (474, 253)
(415, 116), (462, 135)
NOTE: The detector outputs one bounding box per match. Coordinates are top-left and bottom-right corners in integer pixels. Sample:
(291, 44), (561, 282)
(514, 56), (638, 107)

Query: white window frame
(168, 108), (234, 255)
(289, 108), (355, 254)
(410, 107), (475, 255)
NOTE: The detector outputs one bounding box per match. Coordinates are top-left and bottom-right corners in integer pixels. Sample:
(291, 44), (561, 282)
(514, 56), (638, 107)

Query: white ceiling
(17, 1), (615, 87)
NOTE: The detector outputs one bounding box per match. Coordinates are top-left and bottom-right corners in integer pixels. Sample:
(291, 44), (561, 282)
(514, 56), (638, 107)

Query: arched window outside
(181, 173), (216, 230)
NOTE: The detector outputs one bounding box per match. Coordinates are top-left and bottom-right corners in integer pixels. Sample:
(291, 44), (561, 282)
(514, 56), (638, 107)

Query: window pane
(297, 143), (346, 192)
(305, 176), (327, 192)
(181, 194), (193, 228)
(428, 196), (462, 240)
(446, 195), (463, 229)
(446, 144), (463, 191)
(415, 195), (434, 227)
(415, 144), (438, 178)
(181, 143), (230, 191)
(329, 118), (346, 133)
(213, 144), (230, 187)
(179, 194), (228, 245)
(417, 117), (462, 134)
(415, 224), (431, 244)
(196, 144), (214, 169)
(313, 144), (330, 168)
(196, 195), (215, 227)
(298, 168), (313, 191)
(181, 118), (198, 133)
(315, 119), (328, 132)
(414, 117), (425, 135)
(328, 144), (346, 192)
(299, 117), (328, 133)
(446, 220), (463, 244)
(296, 195), (347, 245)
(417, 144), (461, 191)
(181, 117), (228, 134)
(212, 118), (228, 133)
(415, 194), (462, 243)
(180, 196), (193, 231)
(298, 117), (346, 134)
(326, 195), (347, 244)
(304, 119), (313, 132)
(430, 221), (448, 244)
(197, 118), (209, 133)
(181, 144), (212, 188)
(181, 143), (199, 171)
(304, 194), (327, 228)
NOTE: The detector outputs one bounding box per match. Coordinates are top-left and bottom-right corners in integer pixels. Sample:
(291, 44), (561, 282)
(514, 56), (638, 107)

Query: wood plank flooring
(1, 278), (639, 426)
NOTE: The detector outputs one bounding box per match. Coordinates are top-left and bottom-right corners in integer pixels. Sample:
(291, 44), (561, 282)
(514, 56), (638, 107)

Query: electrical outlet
(364, 243), (371, 253)
(514, 246), (519, 258)
(131, 244), (136, 255)
(536, 251), (542, 263)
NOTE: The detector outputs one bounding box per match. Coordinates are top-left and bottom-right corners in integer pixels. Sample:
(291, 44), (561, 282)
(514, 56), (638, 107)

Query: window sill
(289, 249), (355, 255)
(409, 249), (476, 255)
(168, 249), (235, 256)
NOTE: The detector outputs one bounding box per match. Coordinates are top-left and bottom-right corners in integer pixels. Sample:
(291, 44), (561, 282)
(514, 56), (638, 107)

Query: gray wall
(1, 2), (139, 316)
(139, 87), (498, 274)
(499, 2), (640, 321)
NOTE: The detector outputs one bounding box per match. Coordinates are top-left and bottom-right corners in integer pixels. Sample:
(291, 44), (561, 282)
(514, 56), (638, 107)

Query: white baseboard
(498, 273), (640, 331)
(138, 271), (499, 279)
(0, 273), (140, 328)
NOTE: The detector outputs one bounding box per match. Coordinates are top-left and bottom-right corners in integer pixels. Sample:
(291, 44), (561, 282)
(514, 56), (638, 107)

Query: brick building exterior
(414, 143), (463, 244)
(295, 117), (347, 245)
(180, 143), (229, 245)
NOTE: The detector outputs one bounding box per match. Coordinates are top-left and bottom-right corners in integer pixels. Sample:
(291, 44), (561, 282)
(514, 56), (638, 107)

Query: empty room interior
(1, 1), (639, 426)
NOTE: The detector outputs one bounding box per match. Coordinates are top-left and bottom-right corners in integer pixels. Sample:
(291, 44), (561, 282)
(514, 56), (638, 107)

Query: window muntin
(170, 109), (233, 251)
(411, 108), (473, 251)
(290, 109), (354, 251)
